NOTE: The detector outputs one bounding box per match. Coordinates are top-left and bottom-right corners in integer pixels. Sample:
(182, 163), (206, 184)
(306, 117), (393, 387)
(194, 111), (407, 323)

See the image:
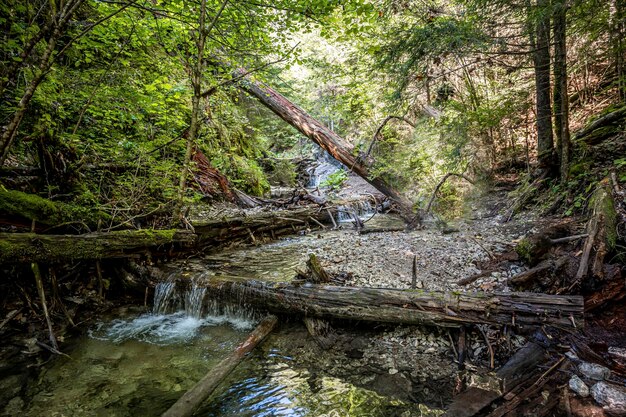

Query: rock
(569, 375), (590, 397)
(590, 381), (626, 415)
(389, 368), (399, 375)
(579, 362), (611, 381)
(608, 347), (626, 362)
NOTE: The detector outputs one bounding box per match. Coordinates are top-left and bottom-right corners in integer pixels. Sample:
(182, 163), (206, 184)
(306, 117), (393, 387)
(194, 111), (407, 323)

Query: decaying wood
(508, 255), (573, 289)
(0, 229), (196, 263)
(201, 278), (584, 329)
(161, 315), (277, 417)
(358, 226), (405, 235)
(237, 71), (417, 221)
(571, 182), (616, 289)
(302, 254), (337, 349)
(32, 262), (58, 351)
(192, 206), (336, 248)
(444, 341), (549, 417)
(425, 173), (475, 215)
(573, 106), (626, 142)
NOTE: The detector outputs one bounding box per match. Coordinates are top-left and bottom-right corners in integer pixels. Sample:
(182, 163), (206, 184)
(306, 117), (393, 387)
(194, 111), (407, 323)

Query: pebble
(569, 375), (589, 397)
(389, 368), (399, 375)
(590, 381), (626, 415)
(579, 362), (611, 381)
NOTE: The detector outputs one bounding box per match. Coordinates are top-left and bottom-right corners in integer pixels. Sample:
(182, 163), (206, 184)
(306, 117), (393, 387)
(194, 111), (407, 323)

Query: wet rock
(579, 362), (611, 381)
(569, 375), (590, 397)
(590, 381), (626, 415)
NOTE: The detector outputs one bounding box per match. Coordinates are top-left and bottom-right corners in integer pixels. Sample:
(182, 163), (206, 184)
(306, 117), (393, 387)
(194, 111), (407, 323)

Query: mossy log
(192, 206), (336, 247)
(0, 229), (196, 263)
(0, 188), (110, 230)
(201, 279), (584, 329)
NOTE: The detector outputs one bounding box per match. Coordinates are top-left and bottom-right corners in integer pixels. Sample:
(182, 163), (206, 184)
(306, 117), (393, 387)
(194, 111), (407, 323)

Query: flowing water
(22, 215), (445, 416)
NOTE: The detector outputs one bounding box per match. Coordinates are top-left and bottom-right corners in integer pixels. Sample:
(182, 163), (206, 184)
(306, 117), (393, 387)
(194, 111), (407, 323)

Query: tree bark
(237, 72), (417, 221)
(198, 278), (584, 329)
(532, 0), (555, 172)
(162, 315), (277, 417)
(0, 230), (196, 264)
(553, 0), (571, 181)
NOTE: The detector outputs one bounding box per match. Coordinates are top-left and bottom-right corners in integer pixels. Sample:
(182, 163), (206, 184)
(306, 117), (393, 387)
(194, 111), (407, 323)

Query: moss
(515, 238), (533, 264)
(591, 186), (618, 250)
(0, 189), (110, 228)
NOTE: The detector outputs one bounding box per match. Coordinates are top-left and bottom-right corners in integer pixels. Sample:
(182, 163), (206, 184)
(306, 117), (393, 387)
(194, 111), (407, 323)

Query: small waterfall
(306, 148), (344, 188)
(336, 200), (375, 223)
(153, 281), (176, 314)
(184, 284), (207, 318)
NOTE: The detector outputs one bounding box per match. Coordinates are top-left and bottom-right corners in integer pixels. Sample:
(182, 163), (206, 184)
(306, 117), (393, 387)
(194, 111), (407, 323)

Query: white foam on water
(89, 311), (256, 345)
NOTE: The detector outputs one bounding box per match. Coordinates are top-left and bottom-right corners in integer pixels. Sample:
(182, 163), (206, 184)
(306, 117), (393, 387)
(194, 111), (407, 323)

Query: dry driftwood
(161, 315), (277, 417)
(201, 278), (584, 329)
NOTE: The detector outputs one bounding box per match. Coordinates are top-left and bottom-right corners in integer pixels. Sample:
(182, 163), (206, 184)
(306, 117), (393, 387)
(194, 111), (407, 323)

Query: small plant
(320, 169), (348, 191)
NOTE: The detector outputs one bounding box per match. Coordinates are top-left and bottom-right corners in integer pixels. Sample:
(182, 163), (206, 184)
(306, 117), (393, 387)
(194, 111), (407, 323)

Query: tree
(530, 0), (555, 173)
(553, 0), (570, 181)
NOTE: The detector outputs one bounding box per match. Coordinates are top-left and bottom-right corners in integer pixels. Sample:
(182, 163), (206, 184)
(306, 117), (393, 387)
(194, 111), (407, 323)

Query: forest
(0, 0), (625, 416)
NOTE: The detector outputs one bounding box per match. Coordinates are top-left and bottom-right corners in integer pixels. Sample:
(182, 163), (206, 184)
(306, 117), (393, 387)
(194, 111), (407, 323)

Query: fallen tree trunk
(200, 279), (584, 329)
(0, 188), (110, 231)
(0, 230), (196, 263)
(192, 206), (336, 247)
(162, 315), (277, 417)
(237, 72), (416, 221)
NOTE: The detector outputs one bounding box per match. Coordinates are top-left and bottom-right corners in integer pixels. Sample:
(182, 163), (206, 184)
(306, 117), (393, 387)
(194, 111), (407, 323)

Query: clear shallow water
(24, 311), (418, 417)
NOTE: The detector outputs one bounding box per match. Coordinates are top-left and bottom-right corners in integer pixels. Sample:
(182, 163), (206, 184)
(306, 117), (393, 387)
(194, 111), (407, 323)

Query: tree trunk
(237, 72), (416, 221)
(162, 315), (277, 417)
(196, 278), (584, 329)
(553, 0), (571, 181)
(0, 230), (196, 264)
(0, 0), (85, 166)
(532, 0), (555, 172)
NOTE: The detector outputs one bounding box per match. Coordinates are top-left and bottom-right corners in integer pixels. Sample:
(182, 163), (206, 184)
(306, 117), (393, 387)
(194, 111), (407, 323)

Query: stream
(17, 186), (528, 416)
(19, 213), (459, 417)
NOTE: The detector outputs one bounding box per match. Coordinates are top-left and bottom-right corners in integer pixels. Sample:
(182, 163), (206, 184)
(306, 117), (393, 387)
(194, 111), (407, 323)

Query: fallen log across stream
(199, 279), (584, 329)
(237, 71), (417, 222)
(162, 315), (277, 417)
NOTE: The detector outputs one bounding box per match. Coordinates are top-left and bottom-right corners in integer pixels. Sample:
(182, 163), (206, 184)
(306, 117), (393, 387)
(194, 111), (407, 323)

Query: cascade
(153, 281), (176, 314)
(336, 200), (375, 223)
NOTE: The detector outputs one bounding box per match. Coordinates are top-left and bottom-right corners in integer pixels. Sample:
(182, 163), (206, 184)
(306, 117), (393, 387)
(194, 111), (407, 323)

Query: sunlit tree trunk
(175, 0), (227, 222)
(553, 0), (570, 181)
